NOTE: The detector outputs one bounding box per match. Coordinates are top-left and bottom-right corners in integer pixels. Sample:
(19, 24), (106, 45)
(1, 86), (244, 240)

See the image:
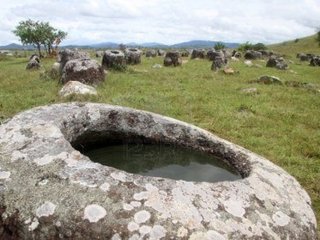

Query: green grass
(270, 34), (320, 58)
(0, 36), (320, 235)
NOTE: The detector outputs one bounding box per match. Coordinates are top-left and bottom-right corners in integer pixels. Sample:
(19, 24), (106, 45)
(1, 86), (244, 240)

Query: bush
(214, 42), (225, 51)
(252, 43), (267, 51)
(238, 42), (253, 51)
(238, 42), (267, 51)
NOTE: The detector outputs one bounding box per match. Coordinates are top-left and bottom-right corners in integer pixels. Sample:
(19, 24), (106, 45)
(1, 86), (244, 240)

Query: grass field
(0, 35), (319, 234)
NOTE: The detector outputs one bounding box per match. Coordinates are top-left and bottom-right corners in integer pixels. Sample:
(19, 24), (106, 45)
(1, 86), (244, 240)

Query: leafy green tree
(214, 42), (225, 51)
(13, 19), (67, 57)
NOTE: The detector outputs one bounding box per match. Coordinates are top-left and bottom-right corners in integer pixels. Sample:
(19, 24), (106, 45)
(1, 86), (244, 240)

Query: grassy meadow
(0, 35), (319, 234)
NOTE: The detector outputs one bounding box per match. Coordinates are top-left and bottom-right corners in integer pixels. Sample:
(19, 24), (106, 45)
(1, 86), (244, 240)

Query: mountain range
(0, 40), (239, 50)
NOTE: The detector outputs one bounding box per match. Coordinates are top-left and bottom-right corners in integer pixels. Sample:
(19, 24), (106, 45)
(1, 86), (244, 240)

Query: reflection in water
(85, 144), (241, 183)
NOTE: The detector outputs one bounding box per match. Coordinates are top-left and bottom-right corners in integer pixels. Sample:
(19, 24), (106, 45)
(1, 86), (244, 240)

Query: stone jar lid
(0, 103), (317, 239)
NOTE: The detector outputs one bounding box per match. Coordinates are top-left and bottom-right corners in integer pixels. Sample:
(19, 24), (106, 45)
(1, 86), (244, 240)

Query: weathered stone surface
(0, 103), (317, 239)
(222, 49), (232, 59)
(125, 48), (141, 65)
(59, 81), (98, 97)
(26, 59), (40, 70)
(95, 51), (104, 58)
(163, 51), (182, 67)
(266, 56), (288, 70)
(232, 50), (242, 58)
(145, 50), (157, 58)
(211, 57), (225, 71)
(29, 54), (40, 63)
(244, 50), (262, 60)
(163, 57), (172, 66)
(58, 49), (90, 73)
(310, 56), (320, 66)
(180, 51), (189, 57)
(61, 59), (105, 85)
(191, 49), (206, 59)
(207, 50), (225, 62)
(102, 50), (126, 70)
(157, 49), (165, 56)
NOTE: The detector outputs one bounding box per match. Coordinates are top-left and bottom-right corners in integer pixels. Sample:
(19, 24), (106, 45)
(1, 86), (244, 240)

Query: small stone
(152, 64), (162, 69)
(241, 88), (258, 94)
(223, 67), (235, 75)
(244, 60), (253, 67)
(59, 81), (97, 97)
(257, 75), (282, 85)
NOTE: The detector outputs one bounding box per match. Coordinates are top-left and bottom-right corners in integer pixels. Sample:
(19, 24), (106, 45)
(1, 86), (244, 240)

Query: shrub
(252, 43), (267, 51)
(214, 42), (225, 51)
(238, 42), (253, 51)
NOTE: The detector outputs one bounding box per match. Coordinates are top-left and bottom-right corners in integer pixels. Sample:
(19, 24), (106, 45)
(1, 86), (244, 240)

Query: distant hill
(0, 43), (34, 50)
(0, 40), (239, 50)
(269, 34), (320, 57)
(171, 40), (239, 49)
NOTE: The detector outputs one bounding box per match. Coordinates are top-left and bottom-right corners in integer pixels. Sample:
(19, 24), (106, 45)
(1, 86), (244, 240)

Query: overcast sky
(1, 0), (320, 45)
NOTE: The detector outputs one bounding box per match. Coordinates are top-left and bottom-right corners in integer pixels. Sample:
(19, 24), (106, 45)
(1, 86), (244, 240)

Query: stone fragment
(59, 81), (98, 97)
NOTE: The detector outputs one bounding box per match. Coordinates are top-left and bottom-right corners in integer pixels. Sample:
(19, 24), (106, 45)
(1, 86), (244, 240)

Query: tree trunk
(36, 43), (42, 58)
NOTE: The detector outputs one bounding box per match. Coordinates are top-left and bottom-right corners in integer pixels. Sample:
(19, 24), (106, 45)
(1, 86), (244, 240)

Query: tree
(13, 19), (67, 57)
(214, 42), (225, 51)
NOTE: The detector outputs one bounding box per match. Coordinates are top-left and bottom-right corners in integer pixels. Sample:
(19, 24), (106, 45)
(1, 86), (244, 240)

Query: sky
(1, 0), (320, 46)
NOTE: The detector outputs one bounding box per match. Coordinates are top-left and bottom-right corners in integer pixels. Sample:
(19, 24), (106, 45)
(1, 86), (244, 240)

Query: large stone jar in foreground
(0, 103), (317, 239)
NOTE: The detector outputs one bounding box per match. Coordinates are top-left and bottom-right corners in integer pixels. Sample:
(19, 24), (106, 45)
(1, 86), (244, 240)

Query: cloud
(1, 0), (320, 45)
